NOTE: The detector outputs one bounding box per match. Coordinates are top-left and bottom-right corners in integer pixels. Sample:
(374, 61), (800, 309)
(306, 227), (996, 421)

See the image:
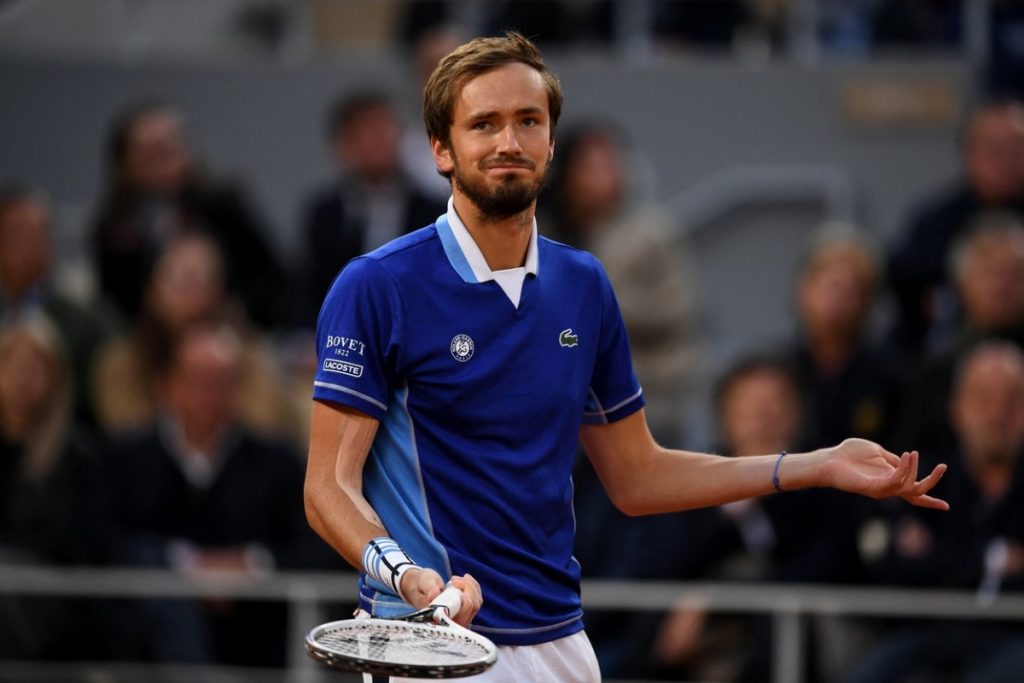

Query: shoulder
(320, 226), (439, 309)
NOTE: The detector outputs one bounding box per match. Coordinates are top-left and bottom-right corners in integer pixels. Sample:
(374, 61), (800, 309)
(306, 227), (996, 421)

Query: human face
(952, 348), (1024, 466)
(957, 233), (1024, 330)
(720, 369), (801, 457)
(123, 110), (192, 195)
(965, 106), (1024, 203)
(798, 251), (873, 341)
(433, 63), (554, 219)
(164, 330), (241, 439)
(0, 334), (56, 437)
(0, 197), (51, 294)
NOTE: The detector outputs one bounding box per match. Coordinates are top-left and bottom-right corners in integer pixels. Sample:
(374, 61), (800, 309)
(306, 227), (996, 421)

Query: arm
(303, 400), (481, 622)
(580, 409), (949, 517)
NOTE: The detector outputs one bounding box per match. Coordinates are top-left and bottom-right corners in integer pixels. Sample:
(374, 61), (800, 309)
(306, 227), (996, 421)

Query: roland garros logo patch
(450, 334), (474, 362)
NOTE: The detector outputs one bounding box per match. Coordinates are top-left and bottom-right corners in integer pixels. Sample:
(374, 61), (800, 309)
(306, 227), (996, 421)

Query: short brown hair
(422, 31), (563, 153)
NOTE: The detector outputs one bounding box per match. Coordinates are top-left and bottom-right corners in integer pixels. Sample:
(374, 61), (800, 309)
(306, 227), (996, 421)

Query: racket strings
(314, 623), (491, 664)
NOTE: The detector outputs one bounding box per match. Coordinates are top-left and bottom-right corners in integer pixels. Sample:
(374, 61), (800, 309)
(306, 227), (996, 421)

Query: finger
(911, 463), (947, 495)
(892, 451), (913, 488)
(904, 493), (950, 511)
(449, 574), (482, 626)
(901, 451), (919, 489)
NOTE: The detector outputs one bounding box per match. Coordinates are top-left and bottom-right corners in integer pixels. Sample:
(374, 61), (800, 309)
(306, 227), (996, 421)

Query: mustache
(479, 156), (536, 171)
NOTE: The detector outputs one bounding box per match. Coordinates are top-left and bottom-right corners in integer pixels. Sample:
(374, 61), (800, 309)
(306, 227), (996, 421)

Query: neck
(969, 457), (1014, 502)
(806, 329), (857, 376)
(0, 408), (32, 443)
(452, 192), (534, 271)
(177, 419), (224, 457)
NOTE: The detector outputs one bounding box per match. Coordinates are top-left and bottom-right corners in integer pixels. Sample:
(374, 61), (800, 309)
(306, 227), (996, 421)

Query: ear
(431, 137), (454, 175)
(548, 139), (555, 162)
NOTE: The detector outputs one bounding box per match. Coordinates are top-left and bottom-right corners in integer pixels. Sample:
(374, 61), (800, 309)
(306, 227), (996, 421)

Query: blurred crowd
(3, 6), (1024, 680)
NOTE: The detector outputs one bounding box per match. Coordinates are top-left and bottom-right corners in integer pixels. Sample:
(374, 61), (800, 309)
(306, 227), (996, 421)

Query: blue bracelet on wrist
(772, 450), (788, 493)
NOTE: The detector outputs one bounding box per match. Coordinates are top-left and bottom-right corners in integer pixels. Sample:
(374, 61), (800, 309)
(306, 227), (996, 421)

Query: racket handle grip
(430, 585), (463, 619)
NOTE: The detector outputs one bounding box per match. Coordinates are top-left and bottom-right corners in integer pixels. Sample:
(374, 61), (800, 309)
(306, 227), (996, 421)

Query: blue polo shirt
(313, 202), (644, 646)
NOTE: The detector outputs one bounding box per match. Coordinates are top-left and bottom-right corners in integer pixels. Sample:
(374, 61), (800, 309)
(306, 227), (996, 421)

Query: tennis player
(304, 32), (949, 682)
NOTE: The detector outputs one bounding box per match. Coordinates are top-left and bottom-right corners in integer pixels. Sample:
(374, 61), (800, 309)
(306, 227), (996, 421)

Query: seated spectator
(644, 355), (866, 682)
(0, 315), (111, 659)
(300, 89), (445, 326)
(92, 232), (300, 444)
(887, 99), (1024, 358)
(103, 322), (338, 666)
(784, 230), (903, 449)
(898, 214), (1024, 455)
(853, 341), (1024, 683)
(0, 184), (115, 425)
(543, 121), (702, 447)
(90, 99), (287, 328)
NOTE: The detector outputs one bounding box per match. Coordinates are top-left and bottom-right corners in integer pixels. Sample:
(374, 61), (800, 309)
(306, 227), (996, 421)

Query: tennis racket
(305, 585), (498, 678)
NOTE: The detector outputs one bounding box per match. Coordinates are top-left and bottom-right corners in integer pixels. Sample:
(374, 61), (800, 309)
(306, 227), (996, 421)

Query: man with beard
(304, 32), (948, 682)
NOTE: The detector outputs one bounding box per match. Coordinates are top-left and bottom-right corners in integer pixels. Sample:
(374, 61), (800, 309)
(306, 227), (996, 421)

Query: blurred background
(2, 1), (1024, 682)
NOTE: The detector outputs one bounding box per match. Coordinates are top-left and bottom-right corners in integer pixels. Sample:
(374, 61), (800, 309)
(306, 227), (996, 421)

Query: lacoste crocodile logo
(559, 328), (579, 348)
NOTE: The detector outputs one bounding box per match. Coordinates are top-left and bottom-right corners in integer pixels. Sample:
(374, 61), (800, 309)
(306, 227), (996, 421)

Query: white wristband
(362, 537), (418, 602)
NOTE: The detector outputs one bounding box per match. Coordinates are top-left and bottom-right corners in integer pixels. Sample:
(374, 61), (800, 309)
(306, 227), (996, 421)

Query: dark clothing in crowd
(786, 342), (904, 450)
(851, 444), (1024, 683)
(92, 180), (288, 329)
(103, 424), (338, 666)
(0, 434), (111, 659)
(0, 434), (109, 565)
(301, 182), (442, 325)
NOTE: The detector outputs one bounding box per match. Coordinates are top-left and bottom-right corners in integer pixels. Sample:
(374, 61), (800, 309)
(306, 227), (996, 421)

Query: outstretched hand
(820, 438), (949, 510)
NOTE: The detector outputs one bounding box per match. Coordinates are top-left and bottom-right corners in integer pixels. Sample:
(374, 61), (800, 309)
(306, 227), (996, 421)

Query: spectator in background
(0, 185), (115, 427)
(401, 25), (466, 203)
(300, 90), (445, 325)
(543, 122), (701, 447)
(0, 315), (111, 659)
(898, 214), (1024, 455)
(92, 232), (300, 445)
(644, 355), (865, 682)
(91, 99), (287, 329)
(104, 322), (336, 666)
(887, 99), (1024, 358)
(853, 341), (1024, 683)
(784, 230), (902, 449)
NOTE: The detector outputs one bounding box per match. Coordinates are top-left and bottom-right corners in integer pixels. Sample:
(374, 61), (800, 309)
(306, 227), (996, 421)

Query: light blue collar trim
(437, 196), (539, 285)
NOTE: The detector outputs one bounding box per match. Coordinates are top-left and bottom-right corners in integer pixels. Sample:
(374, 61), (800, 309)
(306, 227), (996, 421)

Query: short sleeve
(582, 259), (645, 425)
(312, 257), (402, 420)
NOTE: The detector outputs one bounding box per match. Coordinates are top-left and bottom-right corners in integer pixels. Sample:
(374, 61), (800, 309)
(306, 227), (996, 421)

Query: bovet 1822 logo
(450, 334), (475, 362)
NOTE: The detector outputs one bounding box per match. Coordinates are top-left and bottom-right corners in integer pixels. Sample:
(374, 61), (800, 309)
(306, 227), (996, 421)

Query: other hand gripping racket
(306, 586), (498, 678)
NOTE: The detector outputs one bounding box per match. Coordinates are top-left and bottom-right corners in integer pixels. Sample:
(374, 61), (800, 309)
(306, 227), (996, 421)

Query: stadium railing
(2, 565), (1024, 683)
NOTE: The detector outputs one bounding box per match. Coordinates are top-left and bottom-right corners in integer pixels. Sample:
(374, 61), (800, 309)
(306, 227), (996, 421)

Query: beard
(451, 154), (549, 219)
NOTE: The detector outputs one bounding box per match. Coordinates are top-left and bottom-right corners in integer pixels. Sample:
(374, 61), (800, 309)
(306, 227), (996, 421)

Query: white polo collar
(444, 196), (539, 282)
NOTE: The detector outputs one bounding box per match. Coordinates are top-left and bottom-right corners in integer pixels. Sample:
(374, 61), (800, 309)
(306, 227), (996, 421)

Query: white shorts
(367, 629), (601, 683)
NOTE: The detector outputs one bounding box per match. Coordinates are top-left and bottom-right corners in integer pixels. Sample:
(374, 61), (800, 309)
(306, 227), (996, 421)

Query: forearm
(611, 445), (827, 516)
(304, 401), (387, 570)
(305, 473), (388, 569)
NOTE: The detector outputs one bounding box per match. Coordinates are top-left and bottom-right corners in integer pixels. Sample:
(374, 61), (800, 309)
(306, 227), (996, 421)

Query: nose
(496, 125), (523, 156)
